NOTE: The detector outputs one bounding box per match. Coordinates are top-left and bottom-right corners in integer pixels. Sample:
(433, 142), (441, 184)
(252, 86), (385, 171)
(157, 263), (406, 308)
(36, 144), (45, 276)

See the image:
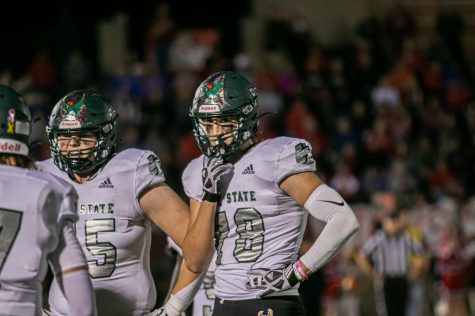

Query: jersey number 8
(215, 207), (264, 264)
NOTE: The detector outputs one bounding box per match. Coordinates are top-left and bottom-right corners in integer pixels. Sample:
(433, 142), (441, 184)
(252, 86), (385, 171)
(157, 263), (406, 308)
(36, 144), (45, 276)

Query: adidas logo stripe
(98, 178), (114, 188)
(242, 164), (255, 174)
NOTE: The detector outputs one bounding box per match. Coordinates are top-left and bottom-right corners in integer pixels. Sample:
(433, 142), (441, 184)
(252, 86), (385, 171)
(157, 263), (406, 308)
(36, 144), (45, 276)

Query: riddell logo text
(199, 105), (219, 112)
(60, 121), (77, 126)
(0, 142), (21, 152)
(59, 121), (80, 128)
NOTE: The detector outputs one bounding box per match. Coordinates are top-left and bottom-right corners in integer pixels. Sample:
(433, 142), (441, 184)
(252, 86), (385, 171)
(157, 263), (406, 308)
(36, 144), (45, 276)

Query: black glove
(246, 262), (304, 298)
(202, 156), (233, 202)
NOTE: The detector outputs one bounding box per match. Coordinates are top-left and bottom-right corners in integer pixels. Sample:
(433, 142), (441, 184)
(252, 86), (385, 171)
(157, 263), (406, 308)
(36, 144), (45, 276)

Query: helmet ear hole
(102, 123), (112, 134)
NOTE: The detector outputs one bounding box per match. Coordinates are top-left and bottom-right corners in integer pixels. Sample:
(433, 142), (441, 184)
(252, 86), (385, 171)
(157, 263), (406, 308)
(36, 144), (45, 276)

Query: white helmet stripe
(0, 138), (29, 155)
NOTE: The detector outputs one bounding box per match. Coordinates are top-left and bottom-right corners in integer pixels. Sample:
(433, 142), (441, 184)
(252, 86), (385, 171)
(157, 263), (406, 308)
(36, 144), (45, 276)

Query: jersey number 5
(85, 218), (117, 278)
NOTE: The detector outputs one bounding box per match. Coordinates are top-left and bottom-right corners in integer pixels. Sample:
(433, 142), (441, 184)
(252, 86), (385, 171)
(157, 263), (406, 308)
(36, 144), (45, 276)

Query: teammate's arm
(49, 221), (96, 316)
(140, 183), (191, 247)
(149, 200), (207, 316)
(154, 259), (206, 316)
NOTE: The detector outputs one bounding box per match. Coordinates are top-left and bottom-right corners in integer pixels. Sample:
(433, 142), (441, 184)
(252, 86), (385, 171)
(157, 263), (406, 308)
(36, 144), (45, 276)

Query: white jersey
(167, 237), (216, 316)
(182, 137), (316, 300)
(192, 262), (216, 316)
(37, 148), (165, 315)
(0, 164), (78, 316)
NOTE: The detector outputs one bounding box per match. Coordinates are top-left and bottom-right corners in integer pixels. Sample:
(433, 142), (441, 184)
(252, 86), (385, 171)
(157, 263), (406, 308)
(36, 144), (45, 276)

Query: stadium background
(2, 1), (475, 315)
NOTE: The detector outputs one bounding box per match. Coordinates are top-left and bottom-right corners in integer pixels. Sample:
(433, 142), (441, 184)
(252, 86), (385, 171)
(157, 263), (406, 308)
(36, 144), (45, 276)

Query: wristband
(202, 191), (220, 202)
(293, 260), (309, 281)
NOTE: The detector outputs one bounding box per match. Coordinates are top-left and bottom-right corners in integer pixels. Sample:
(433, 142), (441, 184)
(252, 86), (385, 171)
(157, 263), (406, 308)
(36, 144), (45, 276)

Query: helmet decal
(197, 74), (224, 112)
(59, 92), (86, 128)
(5, 108), (29, 136)
(7, 109), (15, 134)
(0, 85), (31, 156)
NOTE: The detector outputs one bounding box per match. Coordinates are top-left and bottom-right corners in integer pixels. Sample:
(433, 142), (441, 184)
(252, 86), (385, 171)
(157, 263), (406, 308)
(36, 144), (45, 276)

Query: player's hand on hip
(202, 156), (233, 202)
(246, 262), (305, 298)
(41, 309), (52, 316)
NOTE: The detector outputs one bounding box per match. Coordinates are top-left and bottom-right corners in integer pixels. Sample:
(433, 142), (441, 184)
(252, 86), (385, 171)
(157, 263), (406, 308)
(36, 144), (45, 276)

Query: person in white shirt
(0, 84), (96, 316)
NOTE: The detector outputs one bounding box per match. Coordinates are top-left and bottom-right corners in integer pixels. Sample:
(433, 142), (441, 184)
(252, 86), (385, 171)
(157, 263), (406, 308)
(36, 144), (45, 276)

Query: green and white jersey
(182, 137), (316, 300)
(37, 148), (165, 315)
(0, 164), (77, 316)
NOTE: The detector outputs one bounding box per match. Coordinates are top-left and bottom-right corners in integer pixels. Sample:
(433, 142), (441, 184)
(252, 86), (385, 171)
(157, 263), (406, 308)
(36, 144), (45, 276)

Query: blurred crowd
(1, 3), (475, 315)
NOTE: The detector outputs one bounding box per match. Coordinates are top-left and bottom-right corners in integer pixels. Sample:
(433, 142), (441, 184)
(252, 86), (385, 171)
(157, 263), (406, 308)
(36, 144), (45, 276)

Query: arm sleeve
(299, 184), (360, 273)
(163, 271), (207, 315)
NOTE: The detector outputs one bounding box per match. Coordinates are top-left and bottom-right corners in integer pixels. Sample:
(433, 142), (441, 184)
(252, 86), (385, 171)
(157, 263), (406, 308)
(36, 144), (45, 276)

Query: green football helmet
(47, 90), (118, 174)
(190, 71), (258, 157)
(0, 85), (31, 157)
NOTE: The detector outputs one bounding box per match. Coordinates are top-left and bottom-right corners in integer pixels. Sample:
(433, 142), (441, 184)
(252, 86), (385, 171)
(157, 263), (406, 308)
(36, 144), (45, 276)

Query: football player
(0, 85), (96, 316)
(38, 90), (198, 315)
(181, 71), (360, 315)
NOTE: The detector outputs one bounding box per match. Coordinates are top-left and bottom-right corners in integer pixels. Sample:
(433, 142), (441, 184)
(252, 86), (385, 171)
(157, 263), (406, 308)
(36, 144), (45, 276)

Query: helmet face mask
(0, 85), (31, 157)
(196, 116), (239, 157)
(190, 71), (258, 157)
(52, 132), (99, 173)
(47, 90), (118, 175)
